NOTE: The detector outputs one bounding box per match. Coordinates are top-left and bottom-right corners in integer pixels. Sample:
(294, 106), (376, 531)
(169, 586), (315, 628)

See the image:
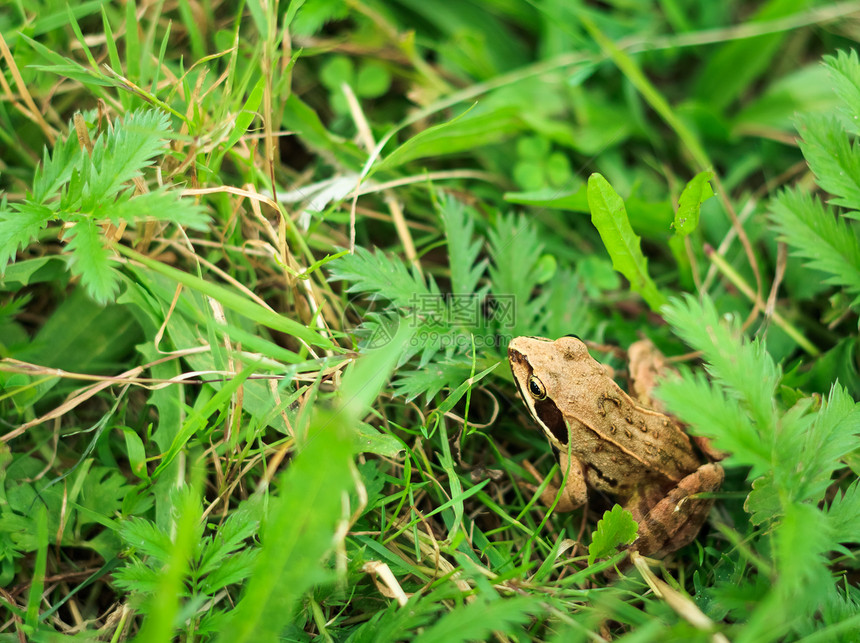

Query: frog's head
(507, 335), (594, 448)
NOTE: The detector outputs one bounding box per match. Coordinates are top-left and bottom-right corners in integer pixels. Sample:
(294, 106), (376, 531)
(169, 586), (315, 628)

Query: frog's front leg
(627, 463), (724, 558)
(523, 452), (588, 513)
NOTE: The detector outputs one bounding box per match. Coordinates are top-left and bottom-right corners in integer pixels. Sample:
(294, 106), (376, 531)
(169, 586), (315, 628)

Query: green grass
(1, 1), (860, 641)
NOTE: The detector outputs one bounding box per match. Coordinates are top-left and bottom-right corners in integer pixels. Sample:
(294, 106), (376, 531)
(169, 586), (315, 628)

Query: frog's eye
(528, 375), (546, 400)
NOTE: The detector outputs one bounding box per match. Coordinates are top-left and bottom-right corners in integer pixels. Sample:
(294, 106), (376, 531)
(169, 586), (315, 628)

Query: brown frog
(508, 335), (723, 558)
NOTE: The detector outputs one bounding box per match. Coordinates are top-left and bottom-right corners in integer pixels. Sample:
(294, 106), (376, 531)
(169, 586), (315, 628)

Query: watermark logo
(342, 293), (517, 350)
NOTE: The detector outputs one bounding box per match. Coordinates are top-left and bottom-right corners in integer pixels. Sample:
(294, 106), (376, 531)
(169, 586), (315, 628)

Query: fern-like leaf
(656, 368), (771, 475)
(796, 113), (860, 213)
(31, 128), (83, 204)
(439, 196), (486, 295)
(329, 246), (436, 309)
(106, 189), (209, 230)
(63, 218), (119, 304)
(487, 213), (548, 337)
(85, 110), (171, 201)
(825, 49), (860, 136)
(768, 187), (860, 306)
(795, 384), (860, 504)
(827, 478), (860, 544)
(661, 295), (780, 437)
(391, 361), (473, 402)
(119, 517), (174, 563)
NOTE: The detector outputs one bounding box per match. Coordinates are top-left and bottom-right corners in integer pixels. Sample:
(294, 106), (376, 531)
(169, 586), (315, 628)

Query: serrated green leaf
(825, 49), (860, 136)
(391, 361), (472, 402)
(768, 187), (860, 307)
(119, 517), (174, 563)
(199, 548), (259, 594)
(588, 504), (638, 565)
(31, 126), (84, 203)
(828, 478), (860, 543)
(796, 113), (860, 212)
(107, 189), (209, 230)
(63, 218), (120, 304)
(198, 497), (263, 578)
(0, 202), (55, 273)
(774, 503), (833, 607)
(657, 368), (771, 475)
(586, 173), (668, 311)
(796, 383), (860, 504)
(744, 474), (781, 526)
(85, 110), (171, 202)
(674, 171), (714, 236)
(439, 196), (486, 296)
(660, 295), (780, 441)
(328, 246), (435, 308)
(112, 559), (162, 595)
(487, 213), (548, 336)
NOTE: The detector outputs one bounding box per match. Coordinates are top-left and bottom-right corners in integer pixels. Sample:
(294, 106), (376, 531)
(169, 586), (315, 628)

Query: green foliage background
(1, 1), (859, 641)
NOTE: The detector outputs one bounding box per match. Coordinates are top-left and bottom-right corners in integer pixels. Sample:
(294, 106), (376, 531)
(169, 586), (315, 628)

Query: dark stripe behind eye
(534, 398), (568, 445)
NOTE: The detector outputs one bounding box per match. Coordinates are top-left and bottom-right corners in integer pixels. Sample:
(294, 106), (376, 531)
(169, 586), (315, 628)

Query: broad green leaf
(588, 504), (638, 565)
(504, 185), (589, 211)
(674, 171), (714, 236)
(586, 173), (667, 311)
(121, 427), (149, 480)
(353, 422), (406, 457)
(377, 106), (522, 172)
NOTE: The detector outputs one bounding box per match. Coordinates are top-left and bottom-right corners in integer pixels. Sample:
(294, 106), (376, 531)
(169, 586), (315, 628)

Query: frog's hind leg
(630, 463), (724, 558)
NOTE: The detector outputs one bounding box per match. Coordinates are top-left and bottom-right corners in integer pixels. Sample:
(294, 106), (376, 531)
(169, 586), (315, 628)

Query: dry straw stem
(632, 552), (730, 643)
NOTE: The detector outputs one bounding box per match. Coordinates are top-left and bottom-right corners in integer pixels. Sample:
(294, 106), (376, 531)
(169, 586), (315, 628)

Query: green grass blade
(118, 245), (335, 349)
(586, 173), (668, 311)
